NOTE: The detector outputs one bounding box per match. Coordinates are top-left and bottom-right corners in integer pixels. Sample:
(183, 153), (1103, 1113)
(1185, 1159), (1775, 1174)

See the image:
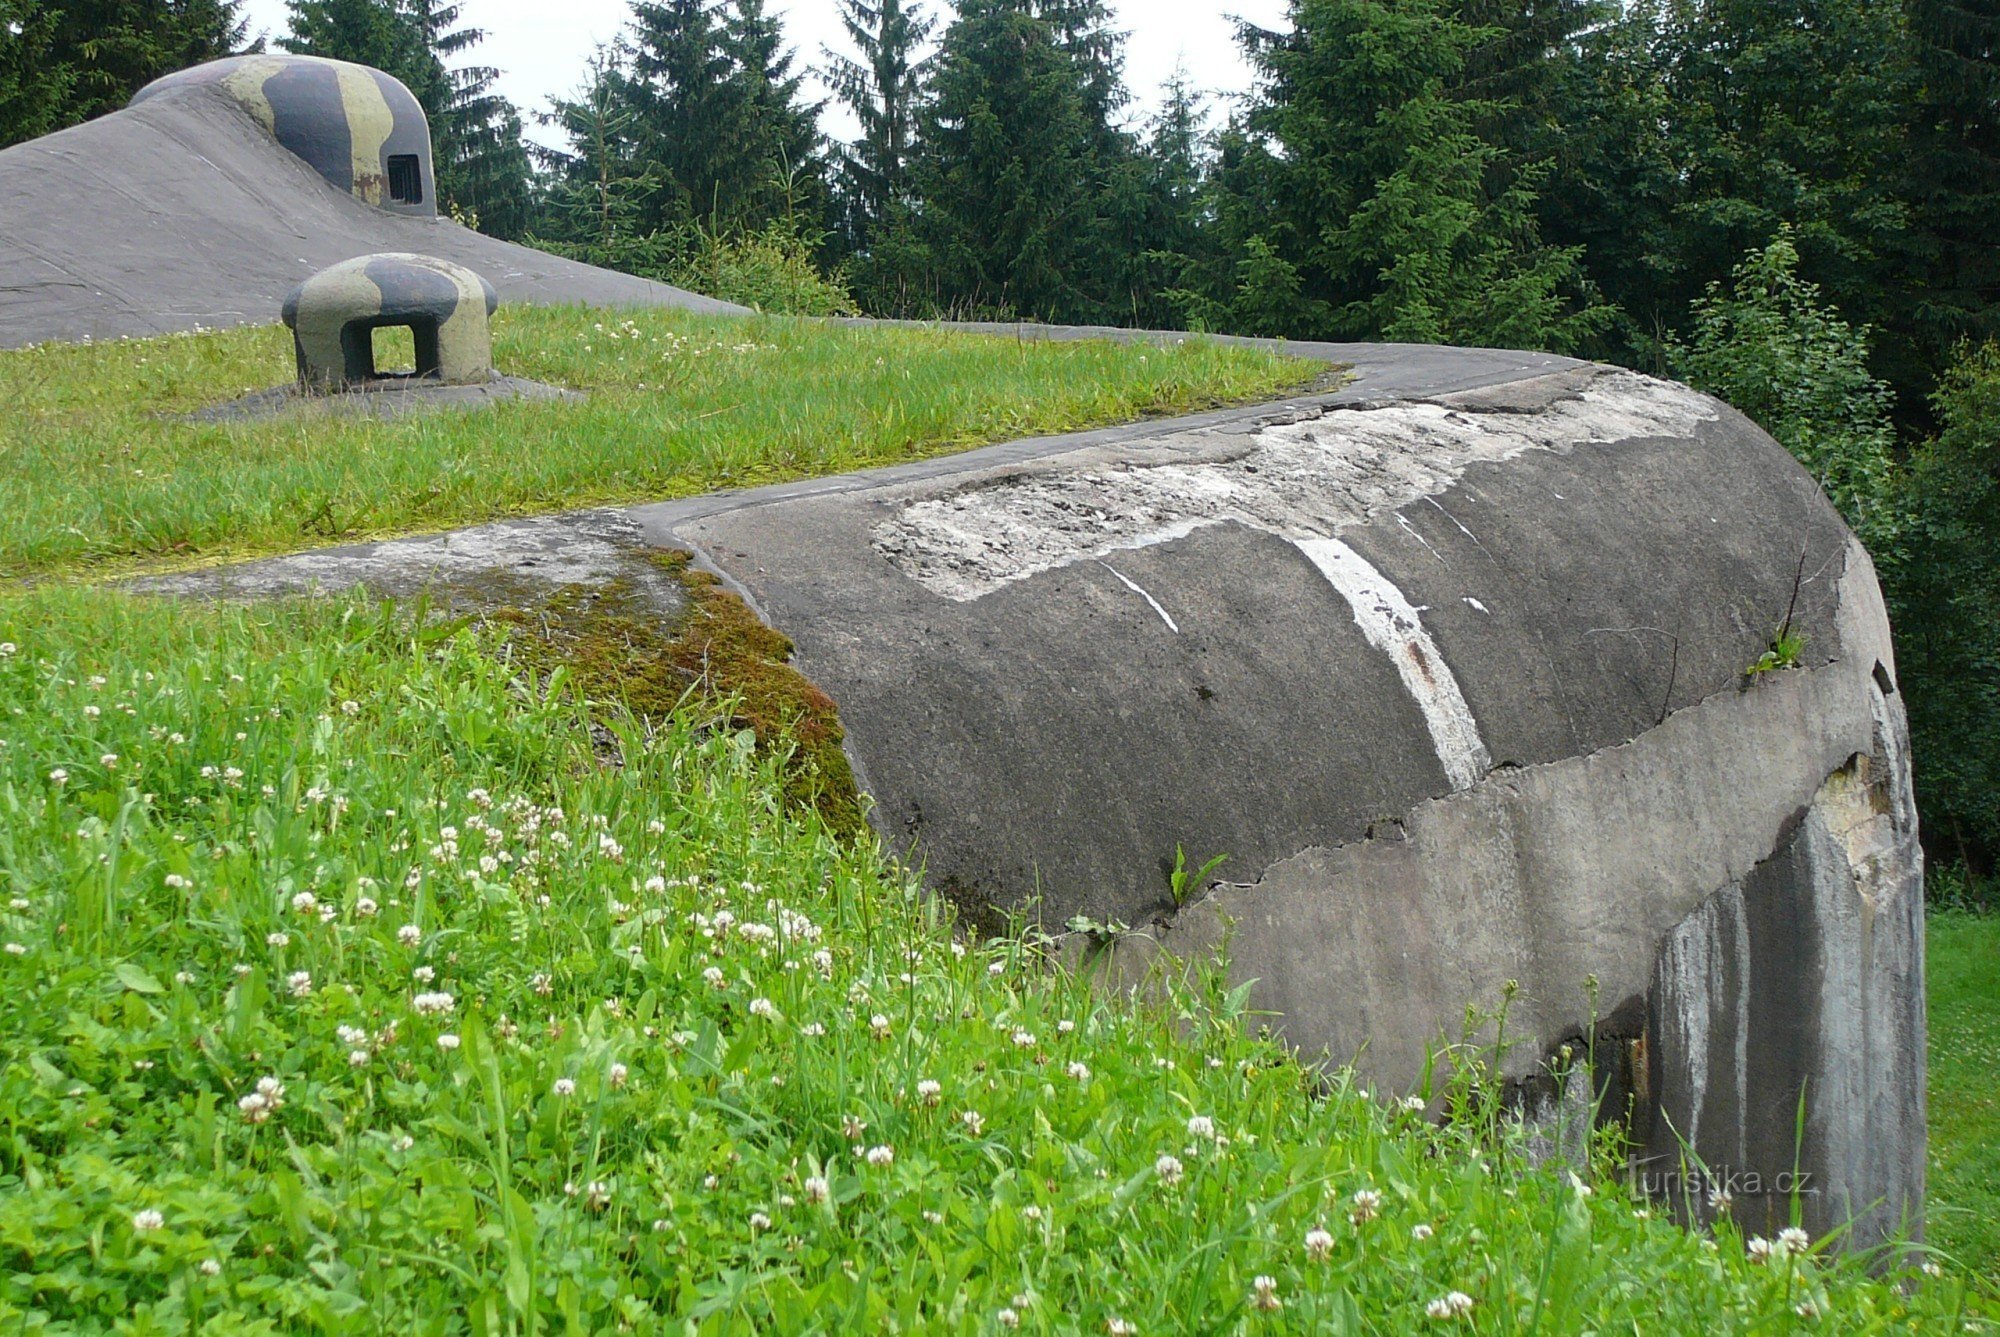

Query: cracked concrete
(123, 339), (1925, 1253)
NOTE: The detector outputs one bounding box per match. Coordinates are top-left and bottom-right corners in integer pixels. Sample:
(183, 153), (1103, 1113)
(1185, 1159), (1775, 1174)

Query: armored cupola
(131, 55), (436, 217)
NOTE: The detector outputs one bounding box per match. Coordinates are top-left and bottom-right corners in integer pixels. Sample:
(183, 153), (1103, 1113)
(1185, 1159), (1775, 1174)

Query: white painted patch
(868, 370), (1716, 793)
(1293, 537), (1492, 790)
(873, 371), (1716, 601)
(1463, 597), (1489, 614)
(1097, 561), (1179, 634)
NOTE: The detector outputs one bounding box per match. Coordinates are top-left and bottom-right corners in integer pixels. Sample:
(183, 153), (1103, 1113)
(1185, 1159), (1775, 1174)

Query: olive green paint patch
(487, 552), (864, 836)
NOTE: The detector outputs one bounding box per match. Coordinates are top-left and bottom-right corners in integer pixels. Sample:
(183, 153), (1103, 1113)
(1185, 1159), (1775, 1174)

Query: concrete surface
(122, 338), (1923, 1253)
(0, 80), (739, 348)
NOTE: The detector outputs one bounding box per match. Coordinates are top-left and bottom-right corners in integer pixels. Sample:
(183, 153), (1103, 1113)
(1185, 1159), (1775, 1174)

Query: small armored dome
(132, 55), (436, 217)
(282, 253), (498, 390)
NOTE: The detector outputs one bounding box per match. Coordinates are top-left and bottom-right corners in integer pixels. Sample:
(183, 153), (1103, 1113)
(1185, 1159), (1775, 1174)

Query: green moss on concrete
(487, 552), (865, 836)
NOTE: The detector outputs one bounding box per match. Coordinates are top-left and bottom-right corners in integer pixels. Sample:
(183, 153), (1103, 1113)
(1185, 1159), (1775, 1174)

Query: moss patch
(487, 551), (865, 835)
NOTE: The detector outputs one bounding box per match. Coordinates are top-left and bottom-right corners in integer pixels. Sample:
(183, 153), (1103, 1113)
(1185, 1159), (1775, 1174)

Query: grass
(0, 308), (1313, 579)
(1927, 908), (2000, 1292)
(0, 586), (1981, 1332)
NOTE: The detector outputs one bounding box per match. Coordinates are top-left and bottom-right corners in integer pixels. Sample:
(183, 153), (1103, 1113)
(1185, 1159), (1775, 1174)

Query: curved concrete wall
(122, 331), (1925, 1253)
(642, 352), (1925, 1251)
(0, 74), (740, 349)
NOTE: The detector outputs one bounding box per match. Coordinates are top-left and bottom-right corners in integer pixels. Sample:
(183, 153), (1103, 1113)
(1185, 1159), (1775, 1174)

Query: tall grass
(0, 309), (1309, 578)
(0, 587), (1974, 1331)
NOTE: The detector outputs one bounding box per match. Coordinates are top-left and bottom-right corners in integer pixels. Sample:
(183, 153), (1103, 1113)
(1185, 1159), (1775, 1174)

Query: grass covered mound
(0, 311), (1311, 578)
(0, 589), (1976, 1332)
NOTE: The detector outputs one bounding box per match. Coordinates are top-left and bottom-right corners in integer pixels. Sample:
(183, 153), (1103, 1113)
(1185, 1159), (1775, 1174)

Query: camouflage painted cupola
(131, 55), (436, 218)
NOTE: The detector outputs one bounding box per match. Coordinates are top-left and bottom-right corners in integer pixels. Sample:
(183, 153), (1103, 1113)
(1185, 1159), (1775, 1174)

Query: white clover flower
(412, 965), (435, 984)
(843, 1114), (868, 1140)
(1778, 1226), (1810, 1252)
(1021, 1204), (1043, 1222)
(1412, 1222), (1434, 1241)
(1250, 1275), (1281, 1312)
(1154, 1154), (1184, 1186)
(553, 1077), (576, 1097)
(199, 1258), (221, 1276)
(0, 643), (14, 656)
(1010, 1029), (1036, 1049)
(1425, 1291), (1475, 1320)
(869, 1013), (892, 1040)
(238, 1092), (272, 1123)
(997, 1309), (1020, 1329)
(609, 1062), (629, 1089)
(803, 1175), (830, 1204)
(865, 1145), (894, 1167)
(3, 942), (25, 956)
(811, 948), (834, 974)
(1747, 1236), (1775, 1263)
(1056, 1018), (1075, 1034)
(411, 991), (456, 1016)
(1106, 1319), (1137, 1336)
(800, 1021), (826, 1037)
(397, 925), (421, 947)
(1186, 1115), (1215, 1139)
(1921, 1260), (1945, 1278)
(703, 966), (726, 990)
(916, 1079), (942, 1106)
(1304, 1226), (1335, 1261)
(355, 896), (378, 917)
(1066, 1061), (1090, 1081)
(987, 960), (1005, 977)
(1350, 1188), (1382, 1223)
(748, 1210), (771, 1231)
(1402, 1095), (1428, 1113)
(749, 997), (778, 1020)
(48, 768), (67, 785)
(291, 892), (318, 915)
(132, 1208), (165, 1232)
(164, 873), (192, 890)
(286, 970), (313, 998)
(99, 753), (118, 769)
(436, 1033), (460, 1051)
(960, 1109), (985, 1135)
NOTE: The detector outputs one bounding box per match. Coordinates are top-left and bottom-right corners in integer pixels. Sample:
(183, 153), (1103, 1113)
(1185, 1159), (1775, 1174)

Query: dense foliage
(0, 589), (1979, 1330)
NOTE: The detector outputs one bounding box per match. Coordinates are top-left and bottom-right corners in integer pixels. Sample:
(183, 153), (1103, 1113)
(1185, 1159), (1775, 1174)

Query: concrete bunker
(131, 54), (437, 216)
(282, 252), (498, 390)
(648, 358), (1929, 1253)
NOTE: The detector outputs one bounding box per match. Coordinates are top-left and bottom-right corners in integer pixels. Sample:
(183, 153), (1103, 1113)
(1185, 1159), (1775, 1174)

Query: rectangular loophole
(387, 154), (422, 204)
(372, 325), (416, 376)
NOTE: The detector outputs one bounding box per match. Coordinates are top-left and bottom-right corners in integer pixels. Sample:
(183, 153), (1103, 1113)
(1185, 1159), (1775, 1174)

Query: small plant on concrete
(1168, 843), (1229, 909)
(1747, 625), (1808, 678)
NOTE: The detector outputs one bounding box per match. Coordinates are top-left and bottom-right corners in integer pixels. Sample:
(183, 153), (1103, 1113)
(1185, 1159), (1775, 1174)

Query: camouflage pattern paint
(132, 55), (435, 217)
(282, 253), (498, 389)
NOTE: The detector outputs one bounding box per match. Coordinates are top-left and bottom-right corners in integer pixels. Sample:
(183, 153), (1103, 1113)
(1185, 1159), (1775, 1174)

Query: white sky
(236, 0), (1292, 150)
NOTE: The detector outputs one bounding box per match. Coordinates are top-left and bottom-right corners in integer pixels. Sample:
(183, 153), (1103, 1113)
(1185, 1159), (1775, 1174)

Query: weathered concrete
(642, 360), (1925, 1252)
(0, 68), (738, 349)
(124, 344), (1924, 1254)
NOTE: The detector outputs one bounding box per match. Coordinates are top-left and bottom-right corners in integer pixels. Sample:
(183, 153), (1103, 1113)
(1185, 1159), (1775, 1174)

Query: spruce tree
(823, 0), (932, 252)
(1211, 0), (1607, 349)
(1902, 1), (2000, 401)
(900, 0), (1142, 322)
(1, 0), (250, 146)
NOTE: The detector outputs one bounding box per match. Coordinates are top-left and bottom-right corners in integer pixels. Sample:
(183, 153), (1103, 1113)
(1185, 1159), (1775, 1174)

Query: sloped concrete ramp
(0, 82), (737, 348)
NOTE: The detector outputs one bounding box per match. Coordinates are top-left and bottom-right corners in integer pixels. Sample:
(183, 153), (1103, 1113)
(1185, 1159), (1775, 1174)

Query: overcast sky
(236, 0), (1292, 150)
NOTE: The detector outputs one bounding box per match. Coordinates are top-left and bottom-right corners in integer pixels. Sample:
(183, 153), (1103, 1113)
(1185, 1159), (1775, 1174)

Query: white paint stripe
(1097, 561), (1180, 633)
(1293, 537), (1493, 790)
